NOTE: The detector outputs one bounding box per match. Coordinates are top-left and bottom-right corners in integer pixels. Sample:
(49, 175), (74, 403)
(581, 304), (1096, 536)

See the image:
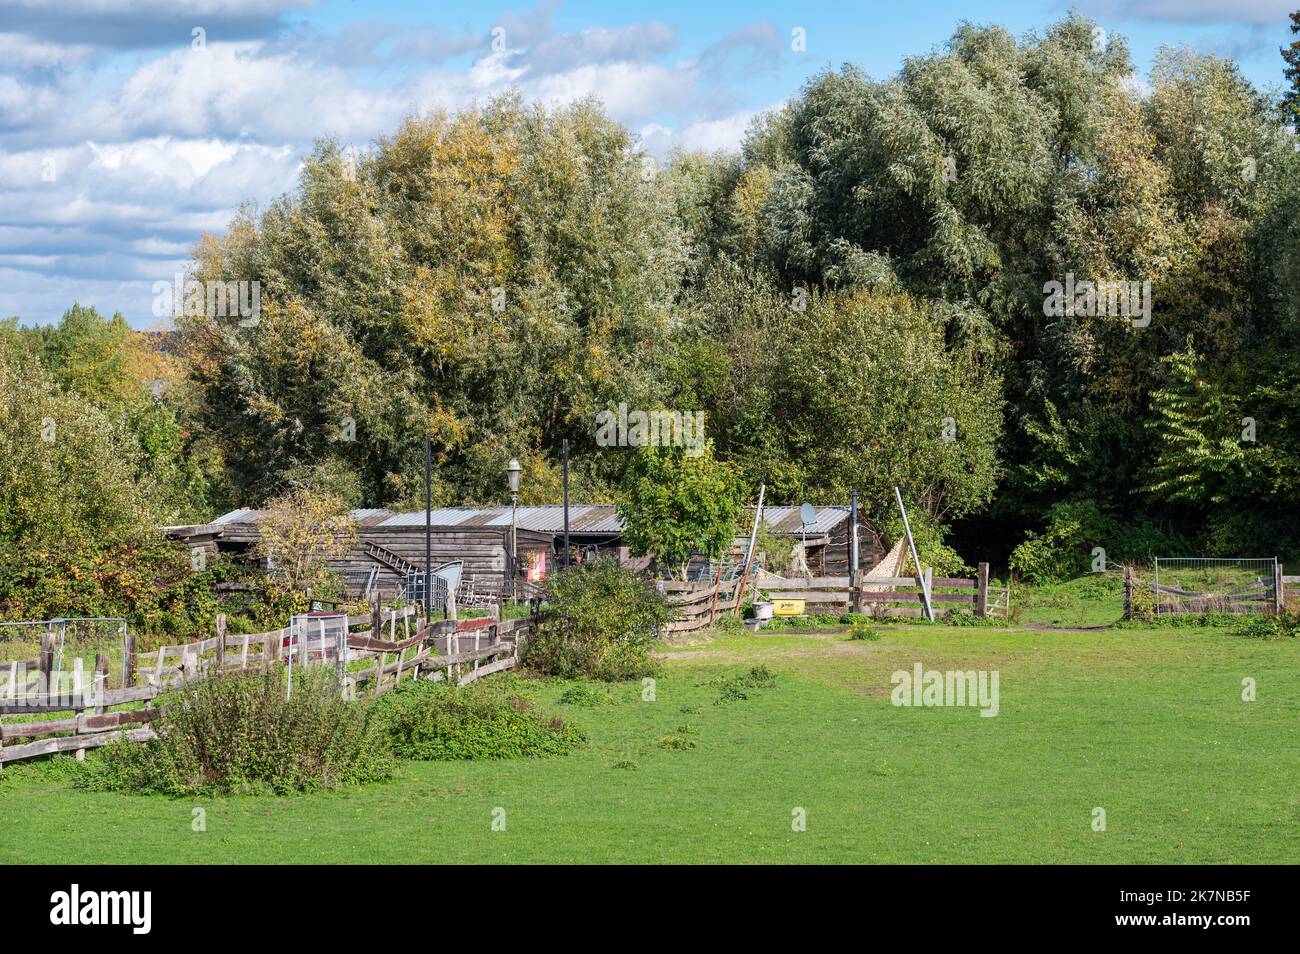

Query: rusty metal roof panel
(351, 509), (395, 526)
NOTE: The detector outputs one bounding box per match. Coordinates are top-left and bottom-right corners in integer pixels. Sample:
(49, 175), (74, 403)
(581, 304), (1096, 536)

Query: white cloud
(0, 7), (786, 325)
(1071, 1), (1294, 25)
(0, 32), (96, 67)
(520, 61), (700, 121)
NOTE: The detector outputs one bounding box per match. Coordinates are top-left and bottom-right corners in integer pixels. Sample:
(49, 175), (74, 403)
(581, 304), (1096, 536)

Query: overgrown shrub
(1010, 501), (1192, 583)
(558, 682), (617, 707)
(0, 534), (224, 637)
(84, 666), (393, 796)
(878, 513), (971, 577)
(373, 678), (584, 760)
(1232, 613), (1298, 639)
(523, 558), (671, 680)
(711, 664), (778, 704)
(940, 608), (1002, 627)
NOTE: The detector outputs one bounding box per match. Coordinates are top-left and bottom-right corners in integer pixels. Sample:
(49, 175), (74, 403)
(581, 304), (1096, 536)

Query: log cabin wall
(821, 509), (884, 576)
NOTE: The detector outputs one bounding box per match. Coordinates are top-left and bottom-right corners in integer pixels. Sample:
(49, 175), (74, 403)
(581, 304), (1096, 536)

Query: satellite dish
(799, 502), (817, 526)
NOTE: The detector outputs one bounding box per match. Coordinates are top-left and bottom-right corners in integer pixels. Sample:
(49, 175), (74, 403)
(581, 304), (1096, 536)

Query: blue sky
(1, 0), (1297, 327)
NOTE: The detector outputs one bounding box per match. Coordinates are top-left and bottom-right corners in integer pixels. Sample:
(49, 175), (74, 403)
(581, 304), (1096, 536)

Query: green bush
(558, 682), (617, 707)
(711, 664), (778, 704)
(1232, 614), (1298, 639)
(523, 558), (671, 680)
(85, 666), (393, 796)
(373, 677), (584, 760)
(0, 534), (224, 637)
(877, 512), (971, 577)
(940, 608), (1001, 627)
(1010, 501), (1192, 584)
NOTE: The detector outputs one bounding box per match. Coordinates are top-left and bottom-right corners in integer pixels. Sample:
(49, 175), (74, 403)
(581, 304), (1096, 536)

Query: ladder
(363, 542), (420, 577)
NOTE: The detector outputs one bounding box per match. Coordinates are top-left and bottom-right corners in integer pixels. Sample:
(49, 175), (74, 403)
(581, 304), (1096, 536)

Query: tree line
(5, 13), (1300, 616)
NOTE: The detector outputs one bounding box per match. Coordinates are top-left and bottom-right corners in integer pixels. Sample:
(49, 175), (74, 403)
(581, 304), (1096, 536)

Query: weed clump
(85, 666), (393, 796)
(711, 665), (778, 705)
(373, 677), (585, 761)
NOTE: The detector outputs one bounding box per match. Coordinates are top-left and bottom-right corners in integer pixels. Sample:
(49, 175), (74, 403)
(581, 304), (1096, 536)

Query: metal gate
(1153, 557), (1279, 615)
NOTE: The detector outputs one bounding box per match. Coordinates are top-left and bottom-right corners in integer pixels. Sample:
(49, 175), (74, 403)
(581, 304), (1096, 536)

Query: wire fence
(0, 618), (130, 698)
(1153, 557), (1278, 616)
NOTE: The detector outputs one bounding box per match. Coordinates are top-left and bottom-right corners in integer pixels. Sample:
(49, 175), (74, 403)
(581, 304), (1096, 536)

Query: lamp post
(506, 457), (521, 603)
(562, 439), (570, 569)
(425, 434), (432, 617)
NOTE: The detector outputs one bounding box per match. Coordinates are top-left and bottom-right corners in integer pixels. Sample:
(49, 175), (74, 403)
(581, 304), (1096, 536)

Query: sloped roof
(206, 503), (852, 536)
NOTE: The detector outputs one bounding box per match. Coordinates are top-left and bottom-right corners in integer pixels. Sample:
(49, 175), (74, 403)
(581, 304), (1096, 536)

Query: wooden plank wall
(327, 528), (511, 594)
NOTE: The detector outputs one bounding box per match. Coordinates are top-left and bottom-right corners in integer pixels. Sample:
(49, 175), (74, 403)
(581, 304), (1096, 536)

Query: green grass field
(2, 621), (1297, 864)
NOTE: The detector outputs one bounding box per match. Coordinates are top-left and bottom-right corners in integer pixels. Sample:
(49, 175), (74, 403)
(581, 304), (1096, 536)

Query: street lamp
(506, 458), (522, 602)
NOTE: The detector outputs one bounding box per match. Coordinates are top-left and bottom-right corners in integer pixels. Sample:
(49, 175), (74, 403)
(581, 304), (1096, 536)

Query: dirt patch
(1019, 622), (1112, 633)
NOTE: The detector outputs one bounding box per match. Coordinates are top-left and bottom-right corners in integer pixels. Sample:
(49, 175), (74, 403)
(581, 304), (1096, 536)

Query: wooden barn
(165, 503), (883, 597)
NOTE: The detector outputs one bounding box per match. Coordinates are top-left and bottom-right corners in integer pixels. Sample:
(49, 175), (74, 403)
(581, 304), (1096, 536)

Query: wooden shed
(167, 502), (882, 595)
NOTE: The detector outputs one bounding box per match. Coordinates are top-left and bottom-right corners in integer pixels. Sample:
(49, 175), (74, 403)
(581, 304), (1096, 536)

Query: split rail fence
(660, 562), (1002, 634)
(0, 604), (535, 769)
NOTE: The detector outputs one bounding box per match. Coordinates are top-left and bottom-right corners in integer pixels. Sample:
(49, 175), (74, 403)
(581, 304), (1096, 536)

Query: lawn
(1013, 574), (1127, 627)
(1, 622), (1297, 864)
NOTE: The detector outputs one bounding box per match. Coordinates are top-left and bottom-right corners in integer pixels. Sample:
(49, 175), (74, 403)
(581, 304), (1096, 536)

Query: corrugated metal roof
(208, 504), (851, 535)
(211, 509), (258, 525)
(758, 505), (850, 535)
(211, 508), (393, 526)
(378, 508), (487, 528)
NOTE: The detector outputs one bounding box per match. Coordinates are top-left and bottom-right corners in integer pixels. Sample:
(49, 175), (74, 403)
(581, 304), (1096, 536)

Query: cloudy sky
(1, 0), (1296, 327)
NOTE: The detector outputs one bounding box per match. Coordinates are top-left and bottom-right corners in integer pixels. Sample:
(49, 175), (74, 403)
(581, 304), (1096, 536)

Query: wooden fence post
(1274, 562), (1283, 615)
(1123, 566), (1132, 620)
(335, 626), (347, 695)
(851, 570), (864, 614)
(263, 631), (275, 670)
(976, 563), (989, 618)
(38, 632), (55, 703)
(93, 653), (108, 706)
(215, 614), (226, 674)
(123, 632), (137, 688)
(371, 591), (382, 637)
(91, 654), (108, 738)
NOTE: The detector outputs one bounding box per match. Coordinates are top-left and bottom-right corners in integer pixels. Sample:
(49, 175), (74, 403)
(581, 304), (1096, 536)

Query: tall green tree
(1283, 11), (1300, 128)
(617, 442), (744, 579)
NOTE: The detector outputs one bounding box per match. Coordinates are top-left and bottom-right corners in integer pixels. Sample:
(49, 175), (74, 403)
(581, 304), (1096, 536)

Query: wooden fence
(0, 606), (535, 769)
(658, 562), (1000, 632)
(1125, 564), (1290, 617)
(754, 563), (993, 618)
(659, 579), (743, 636)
